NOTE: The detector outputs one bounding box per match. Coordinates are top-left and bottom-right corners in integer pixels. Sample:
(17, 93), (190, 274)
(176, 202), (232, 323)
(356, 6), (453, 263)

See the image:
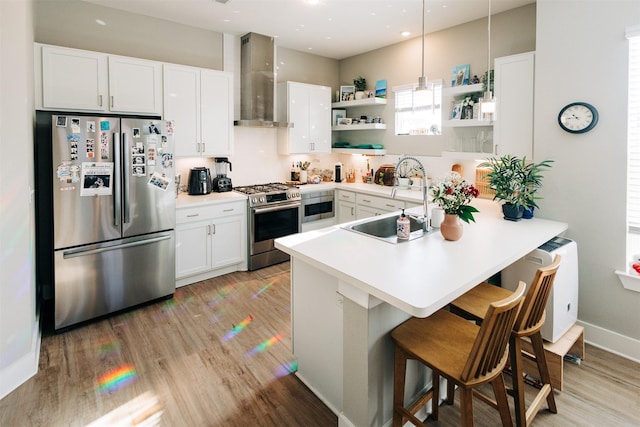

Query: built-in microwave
(301, 190), (335, 223)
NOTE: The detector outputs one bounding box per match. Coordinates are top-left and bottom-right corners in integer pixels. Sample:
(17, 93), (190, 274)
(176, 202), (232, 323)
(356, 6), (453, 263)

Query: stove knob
(252, 197), (258, 204)
(260, 196), (265, 203)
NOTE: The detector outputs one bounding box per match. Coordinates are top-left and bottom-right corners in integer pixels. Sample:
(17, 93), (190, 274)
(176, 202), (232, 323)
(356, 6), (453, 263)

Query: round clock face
(558, 102), (598, 134)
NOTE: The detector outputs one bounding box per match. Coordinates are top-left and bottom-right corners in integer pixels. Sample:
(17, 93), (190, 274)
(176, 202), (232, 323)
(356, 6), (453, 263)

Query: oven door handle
(253, 202), (301, 214)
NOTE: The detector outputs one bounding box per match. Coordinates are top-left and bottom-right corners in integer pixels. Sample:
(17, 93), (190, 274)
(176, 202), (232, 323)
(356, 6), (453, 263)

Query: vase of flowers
(430, 172), (480, 241)
(461, 96), (476, 119)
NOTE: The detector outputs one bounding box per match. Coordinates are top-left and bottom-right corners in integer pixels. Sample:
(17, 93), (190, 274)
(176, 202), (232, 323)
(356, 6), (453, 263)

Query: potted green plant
(353, 76), (366, 99)
(479, 155), (553, 220)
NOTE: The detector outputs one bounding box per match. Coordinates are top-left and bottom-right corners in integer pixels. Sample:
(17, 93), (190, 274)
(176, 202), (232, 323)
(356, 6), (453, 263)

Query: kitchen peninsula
(275, 200), (568, 427)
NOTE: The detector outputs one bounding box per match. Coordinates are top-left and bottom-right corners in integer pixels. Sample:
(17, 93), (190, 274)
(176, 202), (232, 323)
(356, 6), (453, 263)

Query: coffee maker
(212, 157), (233, 192)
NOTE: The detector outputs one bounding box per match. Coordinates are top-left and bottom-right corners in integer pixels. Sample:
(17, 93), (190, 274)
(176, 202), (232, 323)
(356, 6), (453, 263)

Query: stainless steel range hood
(234, 33), (292, 128)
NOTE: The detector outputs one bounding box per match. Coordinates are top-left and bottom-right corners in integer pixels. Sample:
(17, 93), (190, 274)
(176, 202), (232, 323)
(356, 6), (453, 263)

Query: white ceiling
(83, 0), (534, 60)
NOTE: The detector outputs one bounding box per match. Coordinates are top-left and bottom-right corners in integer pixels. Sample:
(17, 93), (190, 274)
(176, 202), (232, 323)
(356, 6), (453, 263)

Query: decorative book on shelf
(375, 80), (387, 98)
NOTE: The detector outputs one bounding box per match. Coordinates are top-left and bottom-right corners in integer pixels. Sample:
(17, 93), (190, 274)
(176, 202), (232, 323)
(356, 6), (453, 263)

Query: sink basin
(343, 214), (428, 243)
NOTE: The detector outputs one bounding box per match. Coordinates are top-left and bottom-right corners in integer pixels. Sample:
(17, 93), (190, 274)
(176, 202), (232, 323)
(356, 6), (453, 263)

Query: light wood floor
(1, 262), (639, 426)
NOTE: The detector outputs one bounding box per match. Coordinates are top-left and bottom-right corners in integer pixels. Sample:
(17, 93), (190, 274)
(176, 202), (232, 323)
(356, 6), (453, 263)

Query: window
(627, 27), (640, 234)
(394, 80), (442, 136)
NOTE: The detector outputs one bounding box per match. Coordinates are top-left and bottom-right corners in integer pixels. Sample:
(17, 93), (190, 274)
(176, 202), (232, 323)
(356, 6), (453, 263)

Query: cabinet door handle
(362, 199), (371, 203)
(350, 207), (354, 216)
(202, 142), (205, 153)
(211, 224), (216, 234)
(99, 94), (103, 106)
(385, 203), (396, 208)
(223, 208), (234, 212)
(186, 213), (199, 218)
(111, 95), (114, 108)
(207, 224), (211, 235)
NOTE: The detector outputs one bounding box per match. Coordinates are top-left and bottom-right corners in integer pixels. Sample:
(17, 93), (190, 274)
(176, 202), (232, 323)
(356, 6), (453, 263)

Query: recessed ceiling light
(401, 31), (411, 37)
(95, 19), (106, 26)
(307, 0), (319, 5)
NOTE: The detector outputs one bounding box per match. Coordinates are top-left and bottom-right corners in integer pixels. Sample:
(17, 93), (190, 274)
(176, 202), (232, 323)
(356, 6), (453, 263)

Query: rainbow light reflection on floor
(221, 314), (254, 342)
(247, 333), (283, 357)
(273, 360), (298, 378)
(250, 281), (273, 300)
(97, 364), (137, 393)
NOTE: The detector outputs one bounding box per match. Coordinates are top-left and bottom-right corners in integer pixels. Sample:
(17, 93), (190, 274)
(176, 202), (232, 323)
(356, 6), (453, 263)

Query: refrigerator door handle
(123, 131), (131, 223)
(113, 131), (121, 227)
(62, 235), (172, 259)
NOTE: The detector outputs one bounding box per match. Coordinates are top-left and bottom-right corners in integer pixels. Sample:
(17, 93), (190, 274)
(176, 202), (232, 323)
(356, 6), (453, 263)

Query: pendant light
(416, 0), (428, 91)
(480, 0), (496, 120)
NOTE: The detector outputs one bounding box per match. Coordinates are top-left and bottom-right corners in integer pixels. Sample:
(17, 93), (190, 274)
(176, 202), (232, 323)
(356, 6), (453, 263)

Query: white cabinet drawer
(356, 193), (404, 212)
(176, 200), (245, 224)
(337, 190), (355, 203)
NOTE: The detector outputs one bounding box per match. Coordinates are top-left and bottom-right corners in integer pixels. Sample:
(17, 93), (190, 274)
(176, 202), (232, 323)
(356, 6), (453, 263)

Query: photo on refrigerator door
(80, 162), (113, 196)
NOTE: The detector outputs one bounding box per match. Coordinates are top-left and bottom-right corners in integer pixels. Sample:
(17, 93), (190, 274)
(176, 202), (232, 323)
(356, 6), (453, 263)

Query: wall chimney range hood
(234, 32), (292, 128)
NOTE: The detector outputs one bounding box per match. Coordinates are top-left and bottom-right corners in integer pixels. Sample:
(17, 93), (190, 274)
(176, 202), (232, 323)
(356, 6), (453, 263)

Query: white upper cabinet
(40, 44), (108, 111)
(163, 64), (200, 156)
(278, 81), (331, 154)
(108, 55), (162, 115)
(494, 51), (535, 159)
(200, 69), (233, 157)
(163, 63), (233, 157)
(37, 44), (162, 115)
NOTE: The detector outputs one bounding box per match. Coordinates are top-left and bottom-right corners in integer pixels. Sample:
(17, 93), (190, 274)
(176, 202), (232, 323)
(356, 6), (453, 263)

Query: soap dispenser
(397, 209), (410, 240)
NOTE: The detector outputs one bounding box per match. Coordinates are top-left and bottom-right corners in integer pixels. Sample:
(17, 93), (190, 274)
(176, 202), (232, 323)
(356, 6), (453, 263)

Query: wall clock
(557, 102), (599, 134)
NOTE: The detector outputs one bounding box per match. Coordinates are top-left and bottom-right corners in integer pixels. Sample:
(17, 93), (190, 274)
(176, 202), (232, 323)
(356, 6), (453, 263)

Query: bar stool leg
(393, 346), (407, 427)
(509, 334), (526, 427)
(431, 372), (440, 420)
(530, 331), (557, 413)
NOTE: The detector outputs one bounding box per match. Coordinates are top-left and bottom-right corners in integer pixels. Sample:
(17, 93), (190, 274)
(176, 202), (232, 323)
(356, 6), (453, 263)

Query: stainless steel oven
(234, 183), (301, 271)
(301, 190), (335, 224)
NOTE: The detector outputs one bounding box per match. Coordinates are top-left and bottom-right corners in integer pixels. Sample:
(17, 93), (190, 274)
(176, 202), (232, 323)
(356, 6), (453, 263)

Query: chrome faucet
(391, 156), (430, 231)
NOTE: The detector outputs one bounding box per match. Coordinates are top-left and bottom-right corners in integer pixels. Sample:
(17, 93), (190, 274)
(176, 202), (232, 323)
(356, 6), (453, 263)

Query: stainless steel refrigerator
(35, 112), (176, 330)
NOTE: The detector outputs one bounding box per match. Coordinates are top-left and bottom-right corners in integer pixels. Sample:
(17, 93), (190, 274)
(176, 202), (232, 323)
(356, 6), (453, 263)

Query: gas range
(233, 183), (301, 208)
(233, 183), (302, 271)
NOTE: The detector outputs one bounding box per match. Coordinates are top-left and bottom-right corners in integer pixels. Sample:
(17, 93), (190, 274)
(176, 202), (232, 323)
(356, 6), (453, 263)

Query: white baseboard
(0, 319), (40, 400)
(577, 320), (640, 363)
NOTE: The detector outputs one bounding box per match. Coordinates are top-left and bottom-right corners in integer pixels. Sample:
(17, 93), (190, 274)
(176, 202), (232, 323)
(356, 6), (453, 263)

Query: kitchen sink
(342, 214), (428, 243)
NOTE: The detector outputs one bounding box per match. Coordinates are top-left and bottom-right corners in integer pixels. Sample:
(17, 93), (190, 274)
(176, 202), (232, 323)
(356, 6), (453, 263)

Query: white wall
(536, 0), (640, 359)
(338, 4), (536, 156)
(34, 0), (223, 69)
(0, 0), (38, 399)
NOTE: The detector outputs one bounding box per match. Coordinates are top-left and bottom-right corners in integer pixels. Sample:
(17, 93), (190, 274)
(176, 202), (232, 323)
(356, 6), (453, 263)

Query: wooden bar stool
(449, 255), (561, 427)
(391, 282), (526, 427)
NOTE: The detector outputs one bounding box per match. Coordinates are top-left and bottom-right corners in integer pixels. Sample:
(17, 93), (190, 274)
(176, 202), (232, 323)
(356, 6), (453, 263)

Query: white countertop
(176, 191), (246, 208)
(300, 181), (426, 203)
(275, 199), (568, 318)
(176, 181), (421, 207)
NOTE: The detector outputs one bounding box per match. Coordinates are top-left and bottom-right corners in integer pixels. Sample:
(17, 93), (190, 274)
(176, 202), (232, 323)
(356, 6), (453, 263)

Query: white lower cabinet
(176, 219), (212, 278)
(337, 190), (356, 224)
(176, 200), (246, 286)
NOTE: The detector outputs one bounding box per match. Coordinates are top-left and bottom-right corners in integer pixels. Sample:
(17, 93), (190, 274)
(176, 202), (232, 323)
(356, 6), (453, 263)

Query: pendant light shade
(480, 0), (496, 120)
(416, 0), (428, 91)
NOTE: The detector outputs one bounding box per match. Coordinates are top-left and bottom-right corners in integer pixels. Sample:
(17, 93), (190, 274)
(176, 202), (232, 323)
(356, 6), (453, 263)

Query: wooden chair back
(514, 255), (562, 336)
(461, 281), (526, 382)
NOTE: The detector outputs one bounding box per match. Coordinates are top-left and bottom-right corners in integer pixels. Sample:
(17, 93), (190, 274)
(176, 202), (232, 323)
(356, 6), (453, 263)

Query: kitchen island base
(291, 258), (444, 426)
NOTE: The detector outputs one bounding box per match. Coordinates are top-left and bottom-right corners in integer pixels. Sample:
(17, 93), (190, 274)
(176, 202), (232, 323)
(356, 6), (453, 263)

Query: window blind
(627, 29), (640, 232)
(393, 81), (442, 135)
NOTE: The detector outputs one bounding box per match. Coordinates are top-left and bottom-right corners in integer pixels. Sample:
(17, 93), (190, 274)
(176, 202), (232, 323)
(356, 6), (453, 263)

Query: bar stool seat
(450, 255), (562, 427)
